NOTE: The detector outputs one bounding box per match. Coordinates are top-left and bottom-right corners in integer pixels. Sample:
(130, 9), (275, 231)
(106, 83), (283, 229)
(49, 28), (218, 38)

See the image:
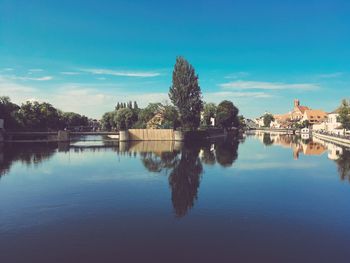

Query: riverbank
(247, 128), (296, 135)
(313, 132), (350, 148)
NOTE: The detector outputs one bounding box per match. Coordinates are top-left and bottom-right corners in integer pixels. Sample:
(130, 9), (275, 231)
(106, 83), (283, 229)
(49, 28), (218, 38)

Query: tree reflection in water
(1, 138), (240, 218)
(169, 144), (203, 218)
(141, 151), (180, 173)
(215, 138), (239, 167)
(335, 149), (350, 182)
(139, 138), (240, 217)
(263, 133), (274, 146)
(200, 143), (216, 165)
(0, 143), (58, 177)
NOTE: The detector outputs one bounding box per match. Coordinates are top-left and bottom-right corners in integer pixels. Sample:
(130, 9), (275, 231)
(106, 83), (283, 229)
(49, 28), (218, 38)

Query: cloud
(60, 71), (81, 75)
(219, 80), (319, 91)
(317, 72), (343, 79)
(10, 75), (53, 81)
(44, 85), (168, 118)
(28, 69), (43, 72)
(0, 76), (38, 104)
(81, 68), (161, 77)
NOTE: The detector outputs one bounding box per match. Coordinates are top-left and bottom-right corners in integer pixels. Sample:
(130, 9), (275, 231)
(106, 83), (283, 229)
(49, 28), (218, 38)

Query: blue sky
(0, 0), (349, 118)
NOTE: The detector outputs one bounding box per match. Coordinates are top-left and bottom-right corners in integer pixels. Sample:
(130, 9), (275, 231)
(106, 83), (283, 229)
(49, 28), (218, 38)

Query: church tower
(294, 99), (300, 108)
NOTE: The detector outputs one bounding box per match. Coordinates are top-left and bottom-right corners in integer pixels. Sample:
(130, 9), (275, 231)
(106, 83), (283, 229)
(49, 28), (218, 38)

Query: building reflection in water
(254, 131), (327, 159)
(251, 131), (350, 182)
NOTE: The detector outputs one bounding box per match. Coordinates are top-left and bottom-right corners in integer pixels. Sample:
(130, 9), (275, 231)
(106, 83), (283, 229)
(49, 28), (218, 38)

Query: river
(0, 133), (350, 263)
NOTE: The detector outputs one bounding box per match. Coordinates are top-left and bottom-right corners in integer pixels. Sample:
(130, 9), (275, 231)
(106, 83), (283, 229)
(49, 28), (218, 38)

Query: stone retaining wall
(128, 129), (176, 141)
(313, 132), (350, 148)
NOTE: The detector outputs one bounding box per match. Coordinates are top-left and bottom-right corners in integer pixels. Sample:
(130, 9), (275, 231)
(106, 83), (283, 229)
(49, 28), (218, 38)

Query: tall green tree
(169, 56), (203, 130)
(216, 100), (239, 129)
(263, 113), (275, 128)
(337, 99), (350, 132)
(133, 101), (139, 110)
(101, 111), (116, 131)
(127, 101), (133, 109)
(116, 102), (121, 110)
(115, 108), (134, 130)
(0, 96), (21, 130)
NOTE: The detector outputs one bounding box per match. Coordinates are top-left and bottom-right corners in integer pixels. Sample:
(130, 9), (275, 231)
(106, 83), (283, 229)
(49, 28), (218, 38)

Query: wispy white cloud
(49, 86), (168, 118)
(0, 76), (38, 104)
(0, 76), (37, 93)
(8, 75), (53, 81)
(220, 80), (319, 91)
(60, 71), (81, 75)
(28, 69), (43, 72)
(2, 68), (14, 71)
(317, 72), (343, 79)
(81, 68), (161, 77)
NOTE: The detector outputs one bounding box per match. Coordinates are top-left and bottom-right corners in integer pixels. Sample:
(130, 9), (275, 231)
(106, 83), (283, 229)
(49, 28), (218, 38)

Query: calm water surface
(1, 133), (350, 263)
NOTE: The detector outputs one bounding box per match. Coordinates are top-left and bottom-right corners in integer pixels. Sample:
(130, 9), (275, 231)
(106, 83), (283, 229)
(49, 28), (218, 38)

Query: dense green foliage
(101, 102), (180, 130)
(202, 103), (217, 126)
(160, 105), (179, 129)
(216, 100), (239, 129)
(169, 57), (203, 130)
(0, 96), (89, 131)
(115, 108), (134, 130)
(337, 99), (350, 131)
(0, 96), (21, 130)
(263, 113), (275, 127)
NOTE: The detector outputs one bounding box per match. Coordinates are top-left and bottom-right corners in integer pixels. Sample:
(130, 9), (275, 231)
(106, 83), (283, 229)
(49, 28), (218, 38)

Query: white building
(313, 112), (345, 135)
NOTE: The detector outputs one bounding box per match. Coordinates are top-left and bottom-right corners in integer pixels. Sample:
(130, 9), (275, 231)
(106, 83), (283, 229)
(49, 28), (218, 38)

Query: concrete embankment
(313, 132), (350, 148)
(253, 128), (296, 134)
(119, 128), (235, 142)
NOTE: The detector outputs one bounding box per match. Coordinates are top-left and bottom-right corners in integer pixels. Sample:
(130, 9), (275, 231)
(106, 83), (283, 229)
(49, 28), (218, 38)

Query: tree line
(101, 56), (241, 131)
(0, 96), (90, 131)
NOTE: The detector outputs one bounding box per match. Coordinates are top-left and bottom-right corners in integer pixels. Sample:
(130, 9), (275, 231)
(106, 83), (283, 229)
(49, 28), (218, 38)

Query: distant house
(302, 109), (328, 125)
(273, 99), (311, 128)
(245, 119), (258, 129)
(254, 115), (265, 128)
(313, 110), (346, 135)
(147, 106), (166, 129)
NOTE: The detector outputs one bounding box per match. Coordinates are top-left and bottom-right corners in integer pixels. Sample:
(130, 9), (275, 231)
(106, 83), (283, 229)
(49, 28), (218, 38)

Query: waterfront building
(301, 109), (328, 125)
(273, 99), (311, 128)
(312, 110), (346, 135)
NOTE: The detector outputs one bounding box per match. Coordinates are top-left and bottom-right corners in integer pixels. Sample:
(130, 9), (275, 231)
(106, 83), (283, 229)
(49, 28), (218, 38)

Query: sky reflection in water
(0, 134), (350, 263)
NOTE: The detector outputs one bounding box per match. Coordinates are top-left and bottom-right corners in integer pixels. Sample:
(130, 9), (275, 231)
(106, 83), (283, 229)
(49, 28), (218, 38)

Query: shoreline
(313, 132), (350, 148)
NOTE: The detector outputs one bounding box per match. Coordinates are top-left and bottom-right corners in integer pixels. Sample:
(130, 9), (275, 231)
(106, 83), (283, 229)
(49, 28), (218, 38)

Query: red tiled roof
(297, 106), (310, 113)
